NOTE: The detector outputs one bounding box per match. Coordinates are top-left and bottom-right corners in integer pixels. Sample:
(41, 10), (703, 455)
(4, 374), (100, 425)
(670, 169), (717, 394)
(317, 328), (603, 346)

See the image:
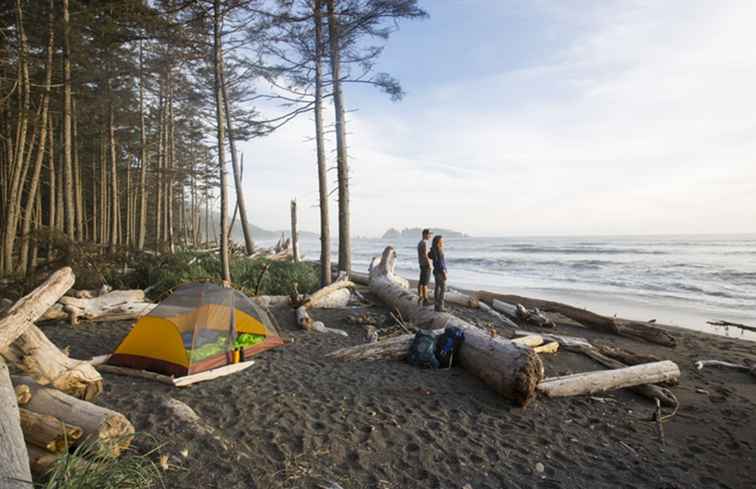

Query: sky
(237, 0), (756, 238)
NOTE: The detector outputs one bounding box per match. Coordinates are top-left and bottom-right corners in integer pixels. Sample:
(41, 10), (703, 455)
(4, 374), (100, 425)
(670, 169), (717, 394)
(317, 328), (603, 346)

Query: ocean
(281, 234), (756, 340)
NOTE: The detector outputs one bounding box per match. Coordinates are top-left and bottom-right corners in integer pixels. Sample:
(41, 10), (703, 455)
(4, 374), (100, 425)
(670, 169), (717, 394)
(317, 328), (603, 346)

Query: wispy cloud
(240, 0), (756, 237)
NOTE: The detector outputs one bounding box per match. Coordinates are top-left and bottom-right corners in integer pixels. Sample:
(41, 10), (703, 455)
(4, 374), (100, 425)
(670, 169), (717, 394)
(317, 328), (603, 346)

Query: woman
(429, 235), (447, 312)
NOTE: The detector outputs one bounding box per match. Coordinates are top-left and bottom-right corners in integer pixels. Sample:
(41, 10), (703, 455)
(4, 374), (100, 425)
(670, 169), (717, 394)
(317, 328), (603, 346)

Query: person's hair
(431, 235), (443, 256)
(422, 228), (431, 238)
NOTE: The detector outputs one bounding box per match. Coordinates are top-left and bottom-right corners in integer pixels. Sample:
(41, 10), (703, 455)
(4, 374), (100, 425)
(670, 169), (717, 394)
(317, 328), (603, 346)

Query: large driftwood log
(3, 324), (103, 400)
(19, 408), (83, 453)
(514, 330), (677, 406)
(12, 377), (134, 457)
(0, 267), (75, 349)
(481, 291), (676, 347)
(537, 361), (680, 398)
(302, 278), (354, 308)
(369, 247), (544, 406)
(56, 290), (155, 325)
(0, 359), (32, 488)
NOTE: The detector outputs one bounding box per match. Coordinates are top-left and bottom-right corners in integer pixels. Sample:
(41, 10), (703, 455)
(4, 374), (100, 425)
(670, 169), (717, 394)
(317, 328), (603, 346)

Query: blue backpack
(408, 330), (440, 369)
(435, 327), (465, 368)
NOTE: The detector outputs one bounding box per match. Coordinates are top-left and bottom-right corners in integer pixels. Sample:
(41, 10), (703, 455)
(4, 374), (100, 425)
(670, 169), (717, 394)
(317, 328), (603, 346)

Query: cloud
(240, 0), (756, 237)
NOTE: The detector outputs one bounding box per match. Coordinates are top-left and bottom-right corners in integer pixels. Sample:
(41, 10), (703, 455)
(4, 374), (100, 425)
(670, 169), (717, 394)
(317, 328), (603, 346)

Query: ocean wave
(493, 245), (668, 255)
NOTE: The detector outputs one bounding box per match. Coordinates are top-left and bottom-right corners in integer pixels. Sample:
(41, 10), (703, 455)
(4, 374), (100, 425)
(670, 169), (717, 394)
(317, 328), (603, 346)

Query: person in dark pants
(417, 228), (433, 306)
(429, 235), (447, 312)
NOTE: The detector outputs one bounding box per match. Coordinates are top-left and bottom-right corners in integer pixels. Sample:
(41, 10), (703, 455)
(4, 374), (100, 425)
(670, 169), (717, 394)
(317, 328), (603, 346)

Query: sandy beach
(37, 290), (756, 489)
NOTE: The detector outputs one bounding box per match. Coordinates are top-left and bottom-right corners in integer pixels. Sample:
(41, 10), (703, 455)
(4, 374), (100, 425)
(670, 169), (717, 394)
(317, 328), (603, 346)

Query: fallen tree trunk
(537, 361), (680, 398)
(312, 288), (351, 309)
(12, 376), (134, 457)
(253, 295), (290, 308)
(0, 267), (75, 349)
(2, 324), (103, 400)
(302, 278), (354, 308)
(56, 290), (155, 325)
(368, 247), (544, 406)
(0, 359), (32, 488)
(480, 291), (676, 347)
(514, 330), (677, 406)
(19, 408), (83, 453)
(595, 344), (662, 366)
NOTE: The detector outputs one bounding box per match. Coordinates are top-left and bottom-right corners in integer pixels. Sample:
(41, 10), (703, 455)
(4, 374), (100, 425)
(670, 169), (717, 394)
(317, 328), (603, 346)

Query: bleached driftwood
(534, 341), (559, 354)
(482, 291), (676, 347)
(537, 361), (680, 398)
(369, 247), (544, 406)
(445, 291), (480, 308)
(296, 306), (349, 337)
(491, 299), (555, 328)
(479, 302), (519, 329)
(0, 267), (75, 350)
(312, 288), (351, 309)
(515, 330), (677, 406)
(511, 335), (544, 347)
(65, 285), (112, 299)
(56, 290), (155, 325)
(173, 361), (256, 387)
(12, 376), (134, 457)
(326, 334), (420, 362)
(95, 364), (175, 385)
(253, 295), (290, 308)
(695, 359), (756, 378)
(302, 278), (354, 308)
(19, 408), (83, 453)
(3, 324), (104, 400)
(0, 359), (32, 488)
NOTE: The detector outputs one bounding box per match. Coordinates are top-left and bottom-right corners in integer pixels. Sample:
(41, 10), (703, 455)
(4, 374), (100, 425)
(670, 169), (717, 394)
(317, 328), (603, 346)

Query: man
(417, 228), (433, 306)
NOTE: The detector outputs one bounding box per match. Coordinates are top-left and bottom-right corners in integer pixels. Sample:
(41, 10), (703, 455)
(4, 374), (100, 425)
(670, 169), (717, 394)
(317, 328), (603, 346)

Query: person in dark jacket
(417, 228), (433, 306)
(429, 235), (447, 312)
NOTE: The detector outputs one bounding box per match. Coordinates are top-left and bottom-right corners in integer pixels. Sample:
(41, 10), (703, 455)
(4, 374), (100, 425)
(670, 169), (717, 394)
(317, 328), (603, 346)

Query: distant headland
(381, 227), (470, 239)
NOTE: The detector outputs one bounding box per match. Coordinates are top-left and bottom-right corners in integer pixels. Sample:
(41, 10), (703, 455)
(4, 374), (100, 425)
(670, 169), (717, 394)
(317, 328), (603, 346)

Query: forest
(0, 0), (427, 289)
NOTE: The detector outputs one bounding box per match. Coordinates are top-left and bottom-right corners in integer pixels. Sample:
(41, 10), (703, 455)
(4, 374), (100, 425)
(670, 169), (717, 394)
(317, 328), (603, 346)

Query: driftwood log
(537, 361), (680, 398)
(0, 359), (32, 488)
(514, 330), (677, 406)
(15, 384), (32, 405)
(368, 247), (544, 406)
(295, 277), (352, 336)
(12, 376), (134, 457)
(480, 291), (676, 347)
(327, 334), (419, 362)
(26, 444), (88, 476)
(0, 267), (75, 349)
(19, 408), (83, 453)
(0, 267), (103, 400)
(41, 290), (155, 325)
(3, 324), (103, 400)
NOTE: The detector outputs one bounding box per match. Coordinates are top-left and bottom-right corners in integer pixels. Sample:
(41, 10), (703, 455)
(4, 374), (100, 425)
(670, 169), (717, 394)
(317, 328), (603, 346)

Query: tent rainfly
(107, 283), (283, 377)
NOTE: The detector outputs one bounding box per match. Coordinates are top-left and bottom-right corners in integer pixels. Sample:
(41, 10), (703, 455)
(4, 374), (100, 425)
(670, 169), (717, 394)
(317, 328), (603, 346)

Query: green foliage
(118, 251), (319, 300)
(40, 437), (163, 489)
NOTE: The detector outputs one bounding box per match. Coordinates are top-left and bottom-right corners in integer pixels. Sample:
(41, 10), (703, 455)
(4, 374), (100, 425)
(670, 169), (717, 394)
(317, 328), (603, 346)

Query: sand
(37, 296), (756, 489)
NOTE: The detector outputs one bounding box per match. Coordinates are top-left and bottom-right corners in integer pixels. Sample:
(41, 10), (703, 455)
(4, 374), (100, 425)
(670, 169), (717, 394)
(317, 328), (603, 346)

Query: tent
(107, 283), (284, 377)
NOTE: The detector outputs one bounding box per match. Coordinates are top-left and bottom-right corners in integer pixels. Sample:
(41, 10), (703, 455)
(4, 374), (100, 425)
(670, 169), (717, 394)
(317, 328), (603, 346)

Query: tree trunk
(73, 98), (84, 241)
(2, 0), (31, 275)
(19, 407), (83, 453)
(62, 0), (75, 239)
(213, 0), (231, 283)
(0, 359), (32, 488)
(107, 80), (118, 253)
(369, 247), (543, 406)
(45, 290), (155, 324)
(47, 115), (55, 260)
(137, 42), (147, 250)
(11, 377), (133, 457)
(326, 0), (351, 274)
(166, 79), (175, 254)
(290, 199), (299, 262)
(18, 0), (55, 273)
(537, 361), (680, 398)
(220, 49), (253, 255)
(313, 0), (331, 287)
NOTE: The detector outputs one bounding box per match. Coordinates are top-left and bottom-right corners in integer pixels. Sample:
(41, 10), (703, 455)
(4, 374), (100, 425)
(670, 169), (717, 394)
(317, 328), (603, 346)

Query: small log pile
(0, 268), (135, 484)
(293, 276), (354, 336)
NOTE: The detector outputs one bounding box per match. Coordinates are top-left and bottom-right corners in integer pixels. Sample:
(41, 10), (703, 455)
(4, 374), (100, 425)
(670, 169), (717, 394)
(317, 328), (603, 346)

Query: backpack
(408, 330), (440, 369)
(435, 326), (465, 368)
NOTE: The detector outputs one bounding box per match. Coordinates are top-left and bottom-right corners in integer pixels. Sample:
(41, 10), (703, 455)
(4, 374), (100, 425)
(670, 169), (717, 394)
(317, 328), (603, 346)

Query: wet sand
(38, 296), (756, 489)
